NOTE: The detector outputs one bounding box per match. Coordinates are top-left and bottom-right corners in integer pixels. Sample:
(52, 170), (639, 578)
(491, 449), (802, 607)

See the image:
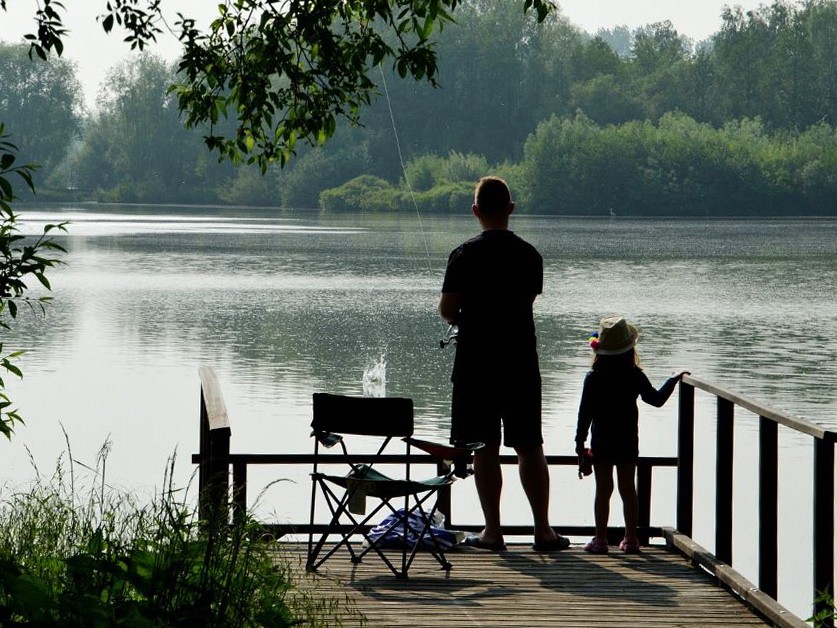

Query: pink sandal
(583, 537), (609, 554)
(619, 538), (641, 554)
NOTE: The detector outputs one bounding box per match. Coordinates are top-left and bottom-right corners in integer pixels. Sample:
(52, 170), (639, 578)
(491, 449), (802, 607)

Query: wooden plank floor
(282, 542), (773, 627)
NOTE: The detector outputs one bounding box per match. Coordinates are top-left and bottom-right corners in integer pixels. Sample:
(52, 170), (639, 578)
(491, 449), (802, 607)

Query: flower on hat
(588, 331), (599, 351)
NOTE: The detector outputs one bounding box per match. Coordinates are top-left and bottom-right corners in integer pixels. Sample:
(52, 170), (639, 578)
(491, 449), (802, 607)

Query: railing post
(197, 368), (232, 527)
(437, 460), (453, 528)
(637, 460), (652, 546)
(232, 461), (248, 528)
(206, 426), (231, 526)
(758, 416), (778, 598)
(198, 387), (211, 520)
(715, 397), (734, 566)
(677, 382), (695, 537)
(813, 435), (835, 625)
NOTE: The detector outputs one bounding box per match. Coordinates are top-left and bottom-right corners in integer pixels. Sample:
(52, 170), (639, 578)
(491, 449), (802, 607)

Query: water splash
(362, 355), (387, 397)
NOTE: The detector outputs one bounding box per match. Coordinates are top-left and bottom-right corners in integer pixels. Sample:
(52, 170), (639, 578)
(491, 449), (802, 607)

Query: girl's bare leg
(616, 463), (638, 542)
(593, 463), (614, 540)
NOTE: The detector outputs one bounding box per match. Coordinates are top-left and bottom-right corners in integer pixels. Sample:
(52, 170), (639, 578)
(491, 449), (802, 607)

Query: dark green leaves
(524, 0), (554, 23)
(169, 0), (553, 170)
(0, 127), (67, 437)
(7, 0), (554, 170)
(0, 465), (306, 625)
(24, 0), (67, 60)
(98, 0), (163, 50)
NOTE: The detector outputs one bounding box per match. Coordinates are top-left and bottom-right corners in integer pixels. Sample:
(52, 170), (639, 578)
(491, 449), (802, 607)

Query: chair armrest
(312, 429), (343, 448)
(403, 438), (483, 458)
(403, 438), (484, 478)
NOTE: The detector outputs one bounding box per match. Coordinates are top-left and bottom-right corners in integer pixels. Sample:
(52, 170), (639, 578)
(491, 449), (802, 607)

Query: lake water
(4, 204), (837, 619)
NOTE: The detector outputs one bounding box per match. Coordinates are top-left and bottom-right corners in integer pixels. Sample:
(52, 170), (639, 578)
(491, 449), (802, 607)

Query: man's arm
(438, 292), (461, 324)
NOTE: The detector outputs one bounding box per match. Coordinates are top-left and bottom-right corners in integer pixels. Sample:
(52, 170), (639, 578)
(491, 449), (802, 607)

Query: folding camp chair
(306, 392), (481, 579)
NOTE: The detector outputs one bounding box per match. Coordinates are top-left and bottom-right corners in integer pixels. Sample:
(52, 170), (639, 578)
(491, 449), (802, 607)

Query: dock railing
(677, 374), (835, 622)
(193, 366), (836, 622)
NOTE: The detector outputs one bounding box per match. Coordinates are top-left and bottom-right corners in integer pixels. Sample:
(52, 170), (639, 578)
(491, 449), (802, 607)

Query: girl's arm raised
(638, 370), (690, 407)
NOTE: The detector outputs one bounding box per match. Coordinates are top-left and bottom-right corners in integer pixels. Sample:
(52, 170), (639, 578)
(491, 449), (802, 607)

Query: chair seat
(314, 464), (453, 499)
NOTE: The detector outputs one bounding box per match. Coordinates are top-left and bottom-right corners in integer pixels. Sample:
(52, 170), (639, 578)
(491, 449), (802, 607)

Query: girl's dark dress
(576, 366), (678, 465)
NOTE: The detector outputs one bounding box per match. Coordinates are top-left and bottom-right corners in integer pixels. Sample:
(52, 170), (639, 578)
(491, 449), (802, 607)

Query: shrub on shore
(0, 443), (358, 627)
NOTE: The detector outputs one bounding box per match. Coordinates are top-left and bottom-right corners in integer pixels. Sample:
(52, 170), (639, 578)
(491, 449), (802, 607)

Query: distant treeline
(3, 0), (837, 215)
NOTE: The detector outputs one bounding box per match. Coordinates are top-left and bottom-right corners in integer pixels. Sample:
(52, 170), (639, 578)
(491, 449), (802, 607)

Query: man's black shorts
(450, 377), (543, 448)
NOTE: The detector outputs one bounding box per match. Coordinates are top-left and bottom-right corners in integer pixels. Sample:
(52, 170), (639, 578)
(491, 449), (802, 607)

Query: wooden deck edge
(662, 527), (808, 628)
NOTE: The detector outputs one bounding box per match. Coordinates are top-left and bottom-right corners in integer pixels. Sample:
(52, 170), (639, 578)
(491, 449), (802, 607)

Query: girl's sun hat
(588, 316), (638, 355)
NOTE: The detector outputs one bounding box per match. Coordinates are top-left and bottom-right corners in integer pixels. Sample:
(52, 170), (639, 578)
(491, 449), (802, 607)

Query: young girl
(575, 316), (688, 554)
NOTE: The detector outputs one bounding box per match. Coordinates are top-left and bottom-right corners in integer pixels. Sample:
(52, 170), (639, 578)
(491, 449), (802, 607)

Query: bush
(441, 151), (489, 184)
(280, 142), (372, 210)
(403, 154), (445, 191)
(0, 445), (358, 627)
(218, 165), (281, 207)
(413, 181), (473, 213)
(0, 126), (67, 437)
(319, 175), (399, 212)
(403, 151), (489, 191)
(810, 588), (836, 627)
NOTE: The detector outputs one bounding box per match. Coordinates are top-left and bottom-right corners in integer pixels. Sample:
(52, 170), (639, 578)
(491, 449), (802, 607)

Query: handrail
(198, 365), (230, 431)
(677, 374), (836, 623)
(192, 367), (675, 542)
(682, 374), (831, 440)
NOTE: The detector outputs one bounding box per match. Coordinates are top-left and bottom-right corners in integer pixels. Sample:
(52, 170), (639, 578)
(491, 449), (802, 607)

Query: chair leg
(307, 472), (319, 571)
(310, 481), (454, 578)
(310, 480), (405, 574)
(350, 501), (411, 577)
(308, 480), (363, 570)
(360, 493), (453, 577)
(407, 495), (453, 572)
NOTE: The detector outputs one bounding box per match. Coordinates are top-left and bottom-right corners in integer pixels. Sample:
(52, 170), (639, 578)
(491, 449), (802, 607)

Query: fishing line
(378, 64), (435, 276)
(379, 66), (458, 351)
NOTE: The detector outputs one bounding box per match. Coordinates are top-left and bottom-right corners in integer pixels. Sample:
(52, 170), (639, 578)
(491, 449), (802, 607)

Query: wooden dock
(194, 367), (834, 626)
(284, 539), (800, 627)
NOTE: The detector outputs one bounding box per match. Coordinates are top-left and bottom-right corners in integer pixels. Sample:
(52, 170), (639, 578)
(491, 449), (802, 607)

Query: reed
(0, 439), (361, 626)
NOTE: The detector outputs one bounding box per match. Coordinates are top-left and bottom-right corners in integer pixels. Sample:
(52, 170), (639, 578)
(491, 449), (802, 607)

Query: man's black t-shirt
(441, 229), (542, 384)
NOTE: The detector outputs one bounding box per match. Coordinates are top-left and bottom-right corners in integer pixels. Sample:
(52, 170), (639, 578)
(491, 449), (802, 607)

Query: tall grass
(810, 589), (836, 628)
(0, 439), (361, 626)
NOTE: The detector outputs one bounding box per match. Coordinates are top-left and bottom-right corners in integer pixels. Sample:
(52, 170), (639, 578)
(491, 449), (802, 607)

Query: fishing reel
(439, 324), (459, 350)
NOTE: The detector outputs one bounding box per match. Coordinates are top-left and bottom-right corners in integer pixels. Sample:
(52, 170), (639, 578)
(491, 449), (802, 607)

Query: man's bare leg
(473, 444), (504, 544)
(516, 443), (559, 545)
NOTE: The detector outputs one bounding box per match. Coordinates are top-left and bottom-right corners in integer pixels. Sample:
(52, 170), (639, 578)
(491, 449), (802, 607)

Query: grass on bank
(0, 440), (362, 627)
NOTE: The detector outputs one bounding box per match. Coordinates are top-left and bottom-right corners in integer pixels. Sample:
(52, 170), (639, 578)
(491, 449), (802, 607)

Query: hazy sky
(0, 1), (765, 110)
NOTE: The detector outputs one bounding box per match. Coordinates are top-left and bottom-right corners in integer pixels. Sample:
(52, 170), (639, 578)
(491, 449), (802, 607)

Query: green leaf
(34, 273), (52, 290)
(420, 15), (434, 39)
(3, 363), (22, 378)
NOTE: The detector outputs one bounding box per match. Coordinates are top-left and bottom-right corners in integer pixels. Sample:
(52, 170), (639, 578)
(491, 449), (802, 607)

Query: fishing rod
(439, 324), (458, 350)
